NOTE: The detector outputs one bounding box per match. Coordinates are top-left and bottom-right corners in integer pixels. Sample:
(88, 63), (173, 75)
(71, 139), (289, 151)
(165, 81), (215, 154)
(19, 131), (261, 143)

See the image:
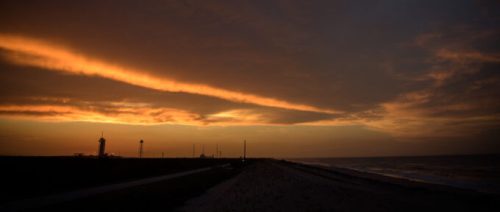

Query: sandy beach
(181, 159), (500, 212)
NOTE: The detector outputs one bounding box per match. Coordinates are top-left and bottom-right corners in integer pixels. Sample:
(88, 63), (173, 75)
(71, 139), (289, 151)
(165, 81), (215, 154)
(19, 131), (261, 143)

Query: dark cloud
(408, 26), (500, 119)
(5, 0), (491, 112)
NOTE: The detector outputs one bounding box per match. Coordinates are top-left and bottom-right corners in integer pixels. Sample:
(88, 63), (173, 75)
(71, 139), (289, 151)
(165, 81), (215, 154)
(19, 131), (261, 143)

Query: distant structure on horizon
(98, 132), (106, 158)
(139, 139), (144, 158)
(199, 144), (215, 158)
(200, 144), (206, 158)
(243, 139), (246, 162)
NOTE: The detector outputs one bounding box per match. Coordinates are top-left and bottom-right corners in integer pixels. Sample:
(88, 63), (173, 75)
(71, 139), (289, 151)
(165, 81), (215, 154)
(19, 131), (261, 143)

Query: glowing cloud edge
(0, 34), (340, 115)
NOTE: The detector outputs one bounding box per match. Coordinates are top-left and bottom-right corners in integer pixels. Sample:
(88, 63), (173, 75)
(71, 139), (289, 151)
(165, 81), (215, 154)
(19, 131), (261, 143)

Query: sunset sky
(1, 0), (499, 157)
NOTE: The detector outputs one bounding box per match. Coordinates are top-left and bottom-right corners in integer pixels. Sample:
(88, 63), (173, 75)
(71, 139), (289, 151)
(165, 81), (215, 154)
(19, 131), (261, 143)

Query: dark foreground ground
(1, 157), (499, 211)
(0, 156), (249, 211)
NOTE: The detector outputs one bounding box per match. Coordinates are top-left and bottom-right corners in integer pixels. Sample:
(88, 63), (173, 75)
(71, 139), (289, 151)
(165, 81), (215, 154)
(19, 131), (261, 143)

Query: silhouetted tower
(139, 139), (144, 158)
(98, 132), (106, 158)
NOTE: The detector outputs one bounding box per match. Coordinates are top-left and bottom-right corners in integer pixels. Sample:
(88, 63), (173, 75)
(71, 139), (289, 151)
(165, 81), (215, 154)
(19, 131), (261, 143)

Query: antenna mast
(139, 139), (144, 158)
(243, 139), (246, 162)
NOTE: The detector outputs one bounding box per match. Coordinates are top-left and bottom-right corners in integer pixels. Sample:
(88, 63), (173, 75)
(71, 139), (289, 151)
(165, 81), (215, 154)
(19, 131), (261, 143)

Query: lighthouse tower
(98, 132), (106, 158)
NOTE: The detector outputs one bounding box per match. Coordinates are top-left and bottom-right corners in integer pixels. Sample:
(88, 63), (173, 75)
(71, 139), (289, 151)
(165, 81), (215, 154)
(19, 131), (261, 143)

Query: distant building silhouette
(200, 144), (206, 158)
(199, 144), (215, 158)
(74, 153), (85, 157)
(98, 133), (106, 158)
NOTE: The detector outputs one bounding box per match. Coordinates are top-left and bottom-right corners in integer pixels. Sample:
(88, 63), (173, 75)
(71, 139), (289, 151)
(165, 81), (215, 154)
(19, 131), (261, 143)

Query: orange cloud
(206, 109), (268, 124)
(0, 34), (338, 115)
(302, 85), (500, 140)
(0, 104), (204, 125)
(436, 49), (500, 63)
(0, 101), (280, 126)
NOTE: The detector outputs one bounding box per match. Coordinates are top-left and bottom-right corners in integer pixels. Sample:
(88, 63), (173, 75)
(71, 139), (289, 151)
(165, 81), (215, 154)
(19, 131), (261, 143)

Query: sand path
(180, 160), (497, 212)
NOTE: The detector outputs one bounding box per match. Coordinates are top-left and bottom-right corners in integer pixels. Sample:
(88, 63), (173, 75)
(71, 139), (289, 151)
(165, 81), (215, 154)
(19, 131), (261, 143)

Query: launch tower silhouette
(98, 132), (106, 158)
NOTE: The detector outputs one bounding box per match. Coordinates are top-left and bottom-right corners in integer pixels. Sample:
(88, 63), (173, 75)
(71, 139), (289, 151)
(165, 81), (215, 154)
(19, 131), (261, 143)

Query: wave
(289, 155), (500, 194)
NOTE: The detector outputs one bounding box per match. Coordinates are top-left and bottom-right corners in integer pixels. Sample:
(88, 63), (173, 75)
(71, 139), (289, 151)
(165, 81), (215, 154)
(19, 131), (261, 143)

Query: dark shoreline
(287, 154), (500, 194)
(285, 159), (491, 194)
(286, 153), (500, 160)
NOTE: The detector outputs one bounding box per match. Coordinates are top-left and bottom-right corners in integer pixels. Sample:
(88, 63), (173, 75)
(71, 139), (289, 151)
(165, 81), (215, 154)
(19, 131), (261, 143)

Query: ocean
(290, 154), (500, 194)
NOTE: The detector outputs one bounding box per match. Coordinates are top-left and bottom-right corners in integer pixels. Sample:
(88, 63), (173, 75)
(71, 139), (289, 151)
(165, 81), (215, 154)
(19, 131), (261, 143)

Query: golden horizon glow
(0, 104), (203, 125)
(0, 104), (283, 126)
(0, 34), (339, 115)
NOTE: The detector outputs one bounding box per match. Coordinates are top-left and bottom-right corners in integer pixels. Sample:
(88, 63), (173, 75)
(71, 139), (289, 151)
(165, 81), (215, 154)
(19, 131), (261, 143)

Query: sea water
(290, 154), (500, 194)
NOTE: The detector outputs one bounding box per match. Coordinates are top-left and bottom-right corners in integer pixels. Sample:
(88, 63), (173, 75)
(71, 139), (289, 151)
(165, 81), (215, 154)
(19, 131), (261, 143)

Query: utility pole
(139, 139), (144, 158)
(243, 139), (246, 162)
